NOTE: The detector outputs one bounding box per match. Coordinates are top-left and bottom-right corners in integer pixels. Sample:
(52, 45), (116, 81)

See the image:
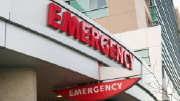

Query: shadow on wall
(105, 92), (140, 101)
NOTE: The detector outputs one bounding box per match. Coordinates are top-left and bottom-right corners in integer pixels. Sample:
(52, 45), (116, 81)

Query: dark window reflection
(71, 0), (89, 12)
(89, 0), (98, 10)
(97, 0), (107, 8)
(89, 0), (107, 10)
(65, 1), (70, 5)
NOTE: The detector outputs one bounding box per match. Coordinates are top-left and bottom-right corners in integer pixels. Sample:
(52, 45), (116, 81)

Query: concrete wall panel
(94, 16), (110, 31)
(134, 28), (148, 50)
(107, 0), (135, 16)
(135, 0), (147, 28)
(94, 0), (138, 34)
(120, 28), (148, 50)
(109, 11), (138, 34)
(0, 20), (5, 47)
(136, 12), (146, 29)
(149, 46), (162, 84)
(6, 23), (99, 79)
(0, 68), (36, 101)
(10, 0), (51, 27)
(146, 26), (161, 47)
(0, 0), (10, 19)
(119, 31), (136, 50)
(142, 65), (163, 100)
(135, 0), (151, 29)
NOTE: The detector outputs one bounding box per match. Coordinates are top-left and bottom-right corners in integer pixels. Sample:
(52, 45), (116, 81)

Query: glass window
(135, 49), (149, 57)
(71, 0), (89, 12)
(89, 0), (107, 10)
(150, 7), (156, 14)
(97, 0), (107, 8)
(68, 0), (108, 19)
(89, 0), (98, 10)
(89, 8), (108, 19)
(135, 49), (151, 65)
(150, 0), (154, 6)
(142, 57), (150, 65)
(152, 21), (158, 26)
(151, 14), (157, 21)
(162, 67), (165, 78)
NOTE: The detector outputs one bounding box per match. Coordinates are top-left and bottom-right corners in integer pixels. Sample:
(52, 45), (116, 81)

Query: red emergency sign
(53, 77), (141, 101)
(48, 3), (134, 70)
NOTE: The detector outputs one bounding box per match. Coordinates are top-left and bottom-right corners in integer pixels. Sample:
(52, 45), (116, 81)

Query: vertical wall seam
(4, 21), (6, 48)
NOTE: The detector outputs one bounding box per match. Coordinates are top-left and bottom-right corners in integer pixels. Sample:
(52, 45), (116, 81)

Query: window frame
(65, 0), (109, 19)
(135, 49), (151, 66)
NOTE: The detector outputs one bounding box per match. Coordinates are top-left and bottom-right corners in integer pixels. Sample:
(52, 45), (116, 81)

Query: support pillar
(0, 68), (36, 101)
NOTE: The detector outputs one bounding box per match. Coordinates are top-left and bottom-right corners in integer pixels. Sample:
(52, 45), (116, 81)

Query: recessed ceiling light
(57, 95), (62, 97)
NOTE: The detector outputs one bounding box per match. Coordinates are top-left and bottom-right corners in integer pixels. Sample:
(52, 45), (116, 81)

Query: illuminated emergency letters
(47, 3), (134, 70)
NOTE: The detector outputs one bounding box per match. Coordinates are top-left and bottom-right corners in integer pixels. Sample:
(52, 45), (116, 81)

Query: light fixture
(57, 95), (62, 97)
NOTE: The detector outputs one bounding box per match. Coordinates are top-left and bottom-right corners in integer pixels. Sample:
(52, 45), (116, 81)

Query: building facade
(151, 0), (180, 99)
(0, 0), (180, 101)
(114, 26), (180, 100)
(63, 0), (180, 100)
(63, 0), (152, 33)
(174, 7), (180, 38)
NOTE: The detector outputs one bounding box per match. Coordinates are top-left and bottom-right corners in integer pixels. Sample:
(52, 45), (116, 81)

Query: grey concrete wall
(0, 68), (36, 101)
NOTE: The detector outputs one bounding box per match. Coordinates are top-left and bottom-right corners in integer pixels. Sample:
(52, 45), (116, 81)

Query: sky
(173, 0), (180, 13)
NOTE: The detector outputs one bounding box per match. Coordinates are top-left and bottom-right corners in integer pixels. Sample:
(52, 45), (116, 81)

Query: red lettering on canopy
(116, 45), (124, 64)
(90, 27), (100, 50)
(123, 50), (129, 68)
(48, 3), (61, 29)
(129, 54), (134, 70)
(108, 39), (117, 59)
(53, 77), (141, 101)
(80, 21), (90, 44)
(60, 12), (80, 39)
(47, 3), (135, 70)
(99, 35), (109, 55)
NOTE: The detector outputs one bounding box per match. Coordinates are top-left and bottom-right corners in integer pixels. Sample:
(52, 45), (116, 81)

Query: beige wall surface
(108, 11), (138, 34)
(119, 28), (148, 50)
(174, 7), (180, 38)
(149, 46), (162, 84)
(135, 0), (151, 29)
(146, 25), (161, 47)
(107, 0), (135, 16)
(94, 16), (110, 31)
(93, 0), (138, 34)
(114, 26), (162, 84)
(114, 26), (161, 49)
(94, 0), (151, 34)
